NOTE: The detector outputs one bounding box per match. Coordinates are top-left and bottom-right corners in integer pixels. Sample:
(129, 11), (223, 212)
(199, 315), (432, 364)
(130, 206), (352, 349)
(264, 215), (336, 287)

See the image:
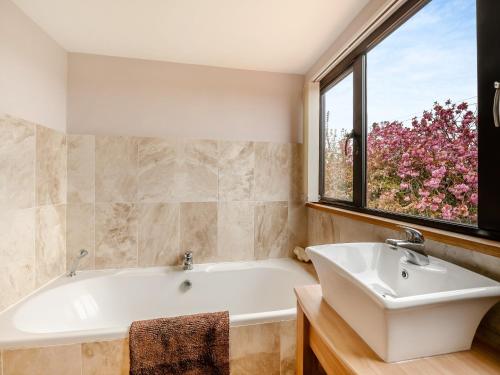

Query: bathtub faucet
(183, 251), (193, 270)
(67, 249), (89, 277)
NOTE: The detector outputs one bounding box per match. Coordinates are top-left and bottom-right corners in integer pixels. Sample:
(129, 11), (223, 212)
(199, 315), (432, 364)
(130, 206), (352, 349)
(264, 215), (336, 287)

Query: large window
(319, 0), (500, 239)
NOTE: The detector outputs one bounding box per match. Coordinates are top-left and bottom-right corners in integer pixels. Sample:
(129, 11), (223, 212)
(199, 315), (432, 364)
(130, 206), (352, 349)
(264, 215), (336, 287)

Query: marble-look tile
(3, 345), (81, 375)
(66, 204), (95, 270)
(95, 203), (138, 268)
(0, 208), (35, 312)
(0, 115), (35, 209)
(254, 142), (291, 201)
(36, 125), (67, 206)
(138, 203), (180, 267)
(67, 135), (95, 203)
(176, 140), (218, 202)
(82, 339), (129, 375)
(217, 202), (254, 261)
(35, 204), (66, 287)
(180, 202), (217, 263)
(280, 320), (297, 375)
(95, 136), (137, 203)
(335, 215), (381, 243)
(471, 251), (500, 282)
(230, 323), (280, 375)
(254, 202), (288, 259)
(307, 208), (337, 246)
(138, 138), (177, 202)
(218, 141), (254, 201)
(290, 143), (304, 201)
(288, 201), (307, 251)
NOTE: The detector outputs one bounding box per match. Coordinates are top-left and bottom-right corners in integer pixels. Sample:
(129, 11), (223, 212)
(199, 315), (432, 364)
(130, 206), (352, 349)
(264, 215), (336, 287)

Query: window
(322, 70), (354, 201)
(319, 0), (500, 239)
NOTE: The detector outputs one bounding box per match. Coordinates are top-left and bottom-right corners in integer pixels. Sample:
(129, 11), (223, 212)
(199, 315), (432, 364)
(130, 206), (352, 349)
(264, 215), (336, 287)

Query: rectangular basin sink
(306, 243), (500, 362)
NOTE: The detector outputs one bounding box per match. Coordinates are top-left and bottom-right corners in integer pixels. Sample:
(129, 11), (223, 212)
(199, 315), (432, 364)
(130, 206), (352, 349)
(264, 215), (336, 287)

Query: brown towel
(129, 311), (230, 375)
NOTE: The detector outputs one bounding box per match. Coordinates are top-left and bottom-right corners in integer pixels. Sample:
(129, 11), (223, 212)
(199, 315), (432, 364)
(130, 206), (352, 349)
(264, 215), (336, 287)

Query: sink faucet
(385, 226), (429, 266)
(183, 251), (193, 270)
(67, 249), (88, 277)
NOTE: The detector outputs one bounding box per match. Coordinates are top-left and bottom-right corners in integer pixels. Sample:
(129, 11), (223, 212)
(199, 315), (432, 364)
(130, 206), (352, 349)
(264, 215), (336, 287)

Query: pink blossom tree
(324, 100), (478, 224)
(367, 100), (478, 224)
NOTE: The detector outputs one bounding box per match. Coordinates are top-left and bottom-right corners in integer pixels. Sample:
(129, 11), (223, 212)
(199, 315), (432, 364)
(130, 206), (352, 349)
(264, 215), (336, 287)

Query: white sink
(306, 242), (500, 362)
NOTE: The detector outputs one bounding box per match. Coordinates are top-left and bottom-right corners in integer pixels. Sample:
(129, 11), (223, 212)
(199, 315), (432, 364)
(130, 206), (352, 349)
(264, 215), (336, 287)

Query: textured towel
(129, 311), (230, 375)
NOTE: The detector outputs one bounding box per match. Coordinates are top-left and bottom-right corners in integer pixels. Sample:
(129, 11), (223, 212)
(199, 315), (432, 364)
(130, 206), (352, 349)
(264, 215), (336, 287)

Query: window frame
(318, 0), (500, 241)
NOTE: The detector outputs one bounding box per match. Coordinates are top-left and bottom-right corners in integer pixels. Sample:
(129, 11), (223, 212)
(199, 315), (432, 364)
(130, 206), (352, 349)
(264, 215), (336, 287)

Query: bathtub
(0, 258), (316, 349)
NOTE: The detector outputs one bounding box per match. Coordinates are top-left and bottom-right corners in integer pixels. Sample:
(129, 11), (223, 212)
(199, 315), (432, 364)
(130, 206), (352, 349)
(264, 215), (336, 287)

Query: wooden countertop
(295, 285), (500, 375)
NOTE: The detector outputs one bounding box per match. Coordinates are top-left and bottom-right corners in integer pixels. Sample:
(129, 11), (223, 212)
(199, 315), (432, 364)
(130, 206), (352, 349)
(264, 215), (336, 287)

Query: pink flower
(470, 193), (478, 205)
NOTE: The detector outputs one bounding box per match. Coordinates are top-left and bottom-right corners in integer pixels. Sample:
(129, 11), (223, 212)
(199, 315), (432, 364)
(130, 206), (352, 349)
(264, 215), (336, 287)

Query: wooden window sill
(306, 202), (500, 258)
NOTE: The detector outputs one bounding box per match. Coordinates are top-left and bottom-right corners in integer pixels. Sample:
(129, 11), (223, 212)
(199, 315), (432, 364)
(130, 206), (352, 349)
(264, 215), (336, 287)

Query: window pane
(367, 0), (477, 225)
(323, 71), (354, 201)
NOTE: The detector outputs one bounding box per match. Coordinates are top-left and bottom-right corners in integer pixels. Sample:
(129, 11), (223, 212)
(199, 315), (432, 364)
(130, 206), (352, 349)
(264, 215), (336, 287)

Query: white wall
(67, 53), (304, 143)
(0, 0), (67, 132)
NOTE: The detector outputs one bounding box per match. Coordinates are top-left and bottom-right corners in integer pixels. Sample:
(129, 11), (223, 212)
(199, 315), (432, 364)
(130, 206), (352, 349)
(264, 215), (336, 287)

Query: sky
(325, 0), (477, 131)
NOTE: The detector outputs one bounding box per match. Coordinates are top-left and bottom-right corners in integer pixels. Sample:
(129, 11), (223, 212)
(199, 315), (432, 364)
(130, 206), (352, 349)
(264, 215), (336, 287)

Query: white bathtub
(0, 258), (316, 349)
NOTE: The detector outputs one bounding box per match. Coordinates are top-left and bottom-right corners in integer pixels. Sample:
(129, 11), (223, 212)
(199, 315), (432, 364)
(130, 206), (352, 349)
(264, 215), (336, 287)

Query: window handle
(344, 130), (356, 156)
(494, 81), (500, 128)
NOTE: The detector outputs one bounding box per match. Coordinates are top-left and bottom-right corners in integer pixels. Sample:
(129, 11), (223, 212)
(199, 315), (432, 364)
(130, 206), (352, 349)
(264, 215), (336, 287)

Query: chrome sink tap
(67, 249), (89, 277)
(385, 225), (429, 266)
(183, 251), (193, 270)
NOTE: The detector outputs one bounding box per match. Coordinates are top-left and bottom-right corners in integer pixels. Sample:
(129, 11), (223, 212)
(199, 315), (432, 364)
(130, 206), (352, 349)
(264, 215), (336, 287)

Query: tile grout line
(33, 124), (38, 291)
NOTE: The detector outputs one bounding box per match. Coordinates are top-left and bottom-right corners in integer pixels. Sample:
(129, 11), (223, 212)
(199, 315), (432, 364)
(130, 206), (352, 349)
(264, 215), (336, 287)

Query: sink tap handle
(398, 225), (424, 243)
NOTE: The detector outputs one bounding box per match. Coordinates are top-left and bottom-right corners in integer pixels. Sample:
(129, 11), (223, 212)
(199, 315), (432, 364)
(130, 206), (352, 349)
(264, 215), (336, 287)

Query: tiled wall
(307, 207), (500, 349)
(66, 135), (306, 270)
(0, 115), (67, 312)
(0, 320), (296, 375)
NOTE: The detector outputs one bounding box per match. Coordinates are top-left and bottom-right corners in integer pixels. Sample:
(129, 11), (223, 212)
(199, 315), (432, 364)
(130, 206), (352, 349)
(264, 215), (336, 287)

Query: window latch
(344, 130), (356, 156)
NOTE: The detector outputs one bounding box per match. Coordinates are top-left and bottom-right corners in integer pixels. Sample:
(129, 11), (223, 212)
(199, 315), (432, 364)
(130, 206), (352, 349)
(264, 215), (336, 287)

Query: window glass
(366, 0), (478, 225)
(323, 71), (354, 201)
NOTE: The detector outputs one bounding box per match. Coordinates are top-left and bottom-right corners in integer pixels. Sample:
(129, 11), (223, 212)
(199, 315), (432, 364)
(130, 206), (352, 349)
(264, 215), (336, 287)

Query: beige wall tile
(290, 143), (304, 202)
(138, 138), (177, 202)
(218, 141), (254, 201)
(0, 208), (35, 312)
(254, 142), (291, 202)
(230, 323), (280, 375)
(307, 208), (337, 246)
(82, 339), (129, 375)
(254, 202), (288, 259)
(35, 204), (66, 287)
(471, 251), (500, 282)
(95, 203), (138, 268)
(176, 140), (218, 202)
(138, 203), (180, 267)
(180, 202), (217, 262)
(95, 136), (137, 203)
(66, 203), (95, 270)
(0, 115), (35, 209)
(217, 202), (254, 261)
(3, 345), (81, 375)
(288, 201), (307, 250)
(280, 320), (296, 375)
(36, 125), (67, 206)
(67, 135), (95, 203)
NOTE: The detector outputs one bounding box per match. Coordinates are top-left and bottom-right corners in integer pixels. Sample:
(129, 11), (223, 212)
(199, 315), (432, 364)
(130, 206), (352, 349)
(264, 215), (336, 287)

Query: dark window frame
(319, 0), (500, 241)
